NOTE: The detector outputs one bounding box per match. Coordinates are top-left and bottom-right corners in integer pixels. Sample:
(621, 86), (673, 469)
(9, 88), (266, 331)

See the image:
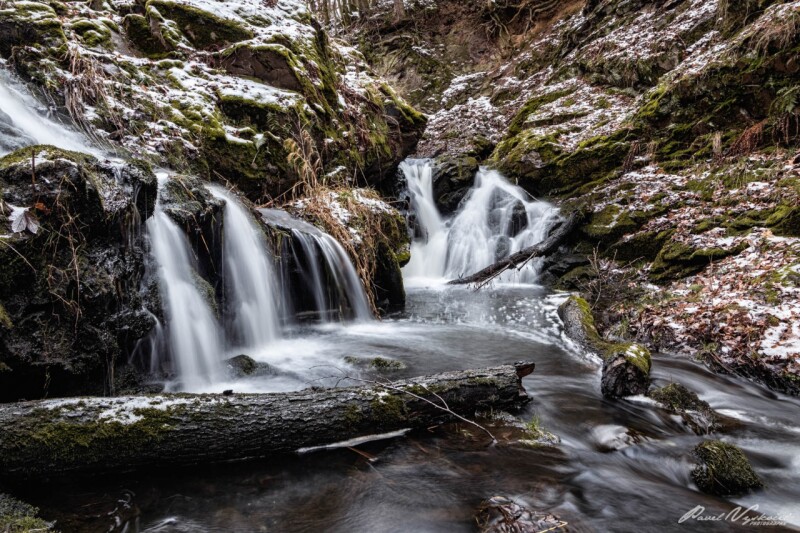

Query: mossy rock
(344, 355), (407, 371)
(692, 440), (763, 495)
(766, 205), (800, 237)
(601, 343), (651, 398)
(68, 18), (112, 48)
(123, 14), (171, 57)
(0, 493), (54, 533)
(611, 229), (673, 262)
(650, 239), (748, 281)
(558, 296), (651, 398)
(649, 382), (727, 434)
(583, 204), (640, 243)
(0, 1), (67, 56)
(147, 0), (253, 50)
(0, 302), (12, 329)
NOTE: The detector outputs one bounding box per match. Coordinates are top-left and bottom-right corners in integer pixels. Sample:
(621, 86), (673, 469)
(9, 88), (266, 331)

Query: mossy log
(0, 363), (534, 479)
(448, 213), (582, 286)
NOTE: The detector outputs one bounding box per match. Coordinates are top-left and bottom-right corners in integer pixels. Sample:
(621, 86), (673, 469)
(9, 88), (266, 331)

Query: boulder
(0, 493), (54, 532)
(649, 382), (728, 434)
(692, 440), (763, 496)
(430, 155), (478, 215)
(558, 295), (651, 398)
(224, 354), (276, 378)
(0, 146), (157, 401)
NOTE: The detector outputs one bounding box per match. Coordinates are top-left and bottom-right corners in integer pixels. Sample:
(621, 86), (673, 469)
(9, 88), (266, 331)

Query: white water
(401, 160), (560, 286)
(0, 64), (98, 157)
(147, 178), (224, 390)
(207, 185), (282, 349)
(261, 208), (373, 323)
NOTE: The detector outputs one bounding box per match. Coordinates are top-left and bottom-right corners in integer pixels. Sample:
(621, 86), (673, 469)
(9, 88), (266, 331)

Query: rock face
(558, 295), (651, 398)
(357, 0), (800, 394)
(692, 440), (763, 496)
(0, 146), (157, 401)
(0, 0), (426, 200)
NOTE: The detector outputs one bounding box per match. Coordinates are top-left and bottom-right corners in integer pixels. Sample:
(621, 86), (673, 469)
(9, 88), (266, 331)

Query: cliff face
(353, 0), (800, 393)
(0, 0), (426, 399)
(0, 0), (425, 199)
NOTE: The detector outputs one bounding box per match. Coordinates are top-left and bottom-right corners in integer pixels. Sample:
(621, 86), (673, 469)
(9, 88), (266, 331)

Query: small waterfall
(207, 185), (282, 348)
(401, 159), (560, 285)
(0, 64), (97, 157)
(146, 179), (223, 389)
(260, 208), (373, 323)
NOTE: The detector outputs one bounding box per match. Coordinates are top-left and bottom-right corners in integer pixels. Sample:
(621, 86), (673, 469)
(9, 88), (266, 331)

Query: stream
(12, 284), (800, 532)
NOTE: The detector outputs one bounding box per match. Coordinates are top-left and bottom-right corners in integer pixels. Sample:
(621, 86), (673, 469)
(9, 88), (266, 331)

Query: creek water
(16, 284), (800, 532)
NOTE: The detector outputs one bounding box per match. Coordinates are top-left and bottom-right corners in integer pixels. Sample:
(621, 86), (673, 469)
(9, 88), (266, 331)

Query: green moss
(0, 302), (12, 329)
(343, 403), (363, 429)
(651, 240), (748, 281)
(0, 494), (54, 533)
(507, 88), (575, 136)
(692, 440), (763, 495)
(766, 205), (800, 237)
(0, 2), (67, 55)
(583, 204), (639, 243)
(147, 0), (253, 49)
(68, 18), (112, 48)
(520, 415), (559, 447)
(370, 393), (408, 425)
(611, 229), (673, 262)
(649, 383), (711, 413)
(123, 14), (170, 58)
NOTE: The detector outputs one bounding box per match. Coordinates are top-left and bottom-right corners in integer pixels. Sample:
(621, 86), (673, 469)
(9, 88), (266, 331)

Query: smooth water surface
(19, 286), (800, 532)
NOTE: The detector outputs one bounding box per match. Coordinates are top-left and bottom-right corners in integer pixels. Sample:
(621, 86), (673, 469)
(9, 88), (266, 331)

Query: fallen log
(0, 362), (534, 479)
(448, 212), (582, 287)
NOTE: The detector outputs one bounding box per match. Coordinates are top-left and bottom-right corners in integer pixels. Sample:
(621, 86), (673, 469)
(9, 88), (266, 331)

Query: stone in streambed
(649, 382), (731, 434)
(225, 354), (276, 378)
(692, 440), (763, 496)
(344, 356), (407, 372)
(558, 295), (652, 398)
(0, 493), (54, 532)
(476, 496), (564, 533)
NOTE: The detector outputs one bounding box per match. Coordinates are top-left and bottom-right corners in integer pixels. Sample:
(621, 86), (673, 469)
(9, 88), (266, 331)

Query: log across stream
(0, 363), (533, 478)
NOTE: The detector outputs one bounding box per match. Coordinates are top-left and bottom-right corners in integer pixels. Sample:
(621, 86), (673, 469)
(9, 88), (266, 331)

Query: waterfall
(260, 208), (373, 323)
(207, 185), (282, 348)
(401, 160), (560, 285)
(146, 178), (224, 390)
(0, 64), (97, 157)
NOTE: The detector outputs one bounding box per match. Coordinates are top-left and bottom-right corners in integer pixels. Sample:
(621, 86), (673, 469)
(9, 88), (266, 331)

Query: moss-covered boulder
(558, 295), (652, 398)
(650, 239), (748, 281)
(0, 146), (157, 401)
(430, 154), (478, 214)
(0, 1), (67, 57)
(649, 382), (726, 434)
(692, 440), (763, 496)
(148, 0), (254, 50)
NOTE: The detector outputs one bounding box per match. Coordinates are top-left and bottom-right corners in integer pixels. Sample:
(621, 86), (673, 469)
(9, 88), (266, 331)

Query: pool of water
(12, 286), (800, 532)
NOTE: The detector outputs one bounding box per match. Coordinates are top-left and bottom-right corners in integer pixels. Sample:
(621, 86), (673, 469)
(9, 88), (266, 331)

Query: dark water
(11, 286), (800, 532)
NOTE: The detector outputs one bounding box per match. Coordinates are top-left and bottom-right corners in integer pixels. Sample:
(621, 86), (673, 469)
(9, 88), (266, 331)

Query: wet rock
(692, 440), (763, 496)
(431, 155), (478, 215)
(649, 382), (726, 434)
(0, 146), (156, 400)
(494, 235), (511, 261)
(225, 354), (276, 378)
(344, 356), (407, 372)
(508, 200), (528, 237)
(476, 496), (565, 533)
(558, 295), (651, 398)
(601, 344), (651, 398)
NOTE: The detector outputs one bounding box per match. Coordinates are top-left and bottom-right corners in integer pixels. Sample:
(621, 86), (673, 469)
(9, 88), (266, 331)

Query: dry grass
(288, 187), (389, 316)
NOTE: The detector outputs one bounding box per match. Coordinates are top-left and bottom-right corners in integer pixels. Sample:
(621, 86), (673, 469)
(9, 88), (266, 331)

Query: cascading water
(0, 63), (98, 157)
(207, 185), (282, 349)
(146, 177), (224, 390)
(401, 159), (560, 285)
(261, 208), (373, 323)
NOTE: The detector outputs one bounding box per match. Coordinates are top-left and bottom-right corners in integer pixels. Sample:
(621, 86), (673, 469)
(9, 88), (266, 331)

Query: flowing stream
(402, 160), (560, 286)
(15, 163), (800, 532)
(0, 63), (99, 157)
